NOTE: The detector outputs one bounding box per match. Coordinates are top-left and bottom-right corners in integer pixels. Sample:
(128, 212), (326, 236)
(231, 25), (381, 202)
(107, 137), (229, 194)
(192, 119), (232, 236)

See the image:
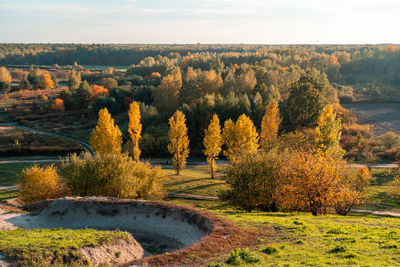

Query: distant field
(344, 103), (400, 135)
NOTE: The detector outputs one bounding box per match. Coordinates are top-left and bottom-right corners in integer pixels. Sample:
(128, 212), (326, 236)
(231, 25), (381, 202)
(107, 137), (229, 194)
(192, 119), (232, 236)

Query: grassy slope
(0, 228), (129, 266)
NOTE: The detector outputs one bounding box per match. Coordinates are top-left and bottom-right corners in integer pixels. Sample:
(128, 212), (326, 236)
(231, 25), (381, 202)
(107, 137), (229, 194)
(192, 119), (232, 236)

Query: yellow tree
(168, 110), (190, 175)
(128, 101), (142, 161)
(0, 67), (11, 83)
(260, 99), (280, 149)
(42, 71), (55, 89)
(222, 114), (259, 163)
(203, 114), (223, 178)
(90, 108), (122, 155)
(314, 104), (345, 158)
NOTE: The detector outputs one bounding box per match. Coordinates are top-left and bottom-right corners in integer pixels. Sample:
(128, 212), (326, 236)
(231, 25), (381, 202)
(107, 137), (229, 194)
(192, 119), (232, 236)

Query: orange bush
(51, 98), (65, 112)
(92, 84), (109, 98)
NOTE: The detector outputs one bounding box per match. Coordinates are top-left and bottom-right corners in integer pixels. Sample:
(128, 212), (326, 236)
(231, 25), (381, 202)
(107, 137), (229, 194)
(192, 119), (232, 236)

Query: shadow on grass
(165, 177), (224, 187)
(173, 182), (226, 194)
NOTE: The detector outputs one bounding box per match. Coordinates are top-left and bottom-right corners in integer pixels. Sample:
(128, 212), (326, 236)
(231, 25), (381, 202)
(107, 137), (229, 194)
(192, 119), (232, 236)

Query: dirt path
(352, 209), (400, 217)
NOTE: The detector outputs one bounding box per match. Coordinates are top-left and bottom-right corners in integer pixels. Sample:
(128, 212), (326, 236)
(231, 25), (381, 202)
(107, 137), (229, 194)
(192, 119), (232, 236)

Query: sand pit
(0, 197), (256, 266)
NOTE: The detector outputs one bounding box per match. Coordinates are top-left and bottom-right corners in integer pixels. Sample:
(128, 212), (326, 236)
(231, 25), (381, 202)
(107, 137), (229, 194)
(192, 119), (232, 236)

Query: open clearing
(344, 103), (400, 135)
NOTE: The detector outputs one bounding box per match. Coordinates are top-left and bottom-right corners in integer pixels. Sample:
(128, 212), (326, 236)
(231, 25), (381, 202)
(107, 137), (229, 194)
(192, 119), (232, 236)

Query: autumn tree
(90, 108), (122, 155)
(92, 84), (109, 99)
(0, 66), (12, 93)
(260, 99), (280, 149)
(51, 98), (65, 112)
(68, 69), (81, 90)
(168, 110), (189, 175)
(223, 114), (259, 163)
(314, 104), (345, 158)
(153, 66), (182, 117)
(42, 71), (55, 89)
(128, 101), (142, 161)
(19, 164), (68, 204)
(203, 114), (223, 178)
(275, 151), (347, 216)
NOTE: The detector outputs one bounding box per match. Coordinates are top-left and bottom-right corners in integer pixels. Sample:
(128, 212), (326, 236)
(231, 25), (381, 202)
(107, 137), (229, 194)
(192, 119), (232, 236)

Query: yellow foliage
(90, 108), (122, 155)
(314, 104), (345, 158)
(0, 67), (12, 83)
(41, 71), (55, 89)
(168, 110), (190, 175)
(128, 101), (142, 161)
(19, 164), (68, 204)
(275, 151), (347, 216)
(203, 114), (222, 178)
(222, 114), (259, 163)
(260, 99), (280, 149)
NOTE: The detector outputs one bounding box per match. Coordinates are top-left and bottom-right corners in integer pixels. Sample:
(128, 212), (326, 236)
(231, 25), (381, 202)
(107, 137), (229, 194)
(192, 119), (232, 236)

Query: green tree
(153, 66), (182, 117)
(283, 72), (325, 131)
(90, 108), (122, 155)
(68, 69), (81, 90)
(128, 101), (142, 161)
(203, 114), (223, 178)
(168, 110), (190, 175)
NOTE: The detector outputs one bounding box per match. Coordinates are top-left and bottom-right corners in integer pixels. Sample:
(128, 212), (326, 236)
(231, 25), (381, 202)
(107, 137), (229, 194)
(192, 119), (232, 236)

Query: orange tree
(275, 151), (347, 216)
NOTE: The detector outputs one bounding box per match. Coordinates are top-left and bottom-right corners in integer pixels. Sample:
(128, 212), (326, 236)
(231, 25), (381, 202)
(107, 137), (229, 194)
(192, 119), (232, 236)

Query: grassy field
(0, 161), (56, 186)
(163, 166), (228, 197)
(0, 228), (130, 266)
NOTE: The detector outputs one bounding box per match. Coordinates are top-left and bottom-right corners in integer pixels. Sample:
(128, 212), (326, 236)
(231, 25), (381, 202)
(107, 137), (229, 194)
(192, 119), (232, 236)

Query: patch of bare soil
(344, 103), (400, 135)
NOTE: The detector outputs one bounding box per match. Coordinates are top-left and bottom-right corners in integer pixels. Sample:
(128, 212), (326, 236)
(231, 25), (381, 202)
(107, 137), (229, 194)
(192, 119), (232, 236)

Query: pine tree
(128, 101), (142, 161)
(168, 110), (190, 175)
(260, 99), (280, 149)
(90, 108), (122, 155)
(203, 114), (222, 178)
(222, 114), (259, 163)
(314, 104), (345, 158)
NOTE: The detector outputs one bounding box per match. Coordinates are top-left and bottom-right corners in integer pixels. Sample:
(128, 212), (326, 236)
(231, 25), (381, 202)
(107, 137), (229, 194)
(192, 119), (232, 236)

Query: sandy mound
(4, 197), (212, 251)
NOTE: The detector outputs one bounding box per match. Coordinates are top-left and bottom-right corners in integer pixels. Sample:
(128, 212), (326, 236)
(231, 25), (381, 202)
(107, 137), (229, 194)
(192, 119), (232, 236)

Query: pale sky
(0, 0), (399, 44)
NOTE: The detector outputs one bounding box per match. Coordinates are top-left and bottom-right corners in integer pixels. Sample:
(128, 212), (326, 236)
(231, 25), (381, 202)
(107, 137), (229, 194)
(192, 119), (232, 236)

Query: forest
(1, 44), (400, 161)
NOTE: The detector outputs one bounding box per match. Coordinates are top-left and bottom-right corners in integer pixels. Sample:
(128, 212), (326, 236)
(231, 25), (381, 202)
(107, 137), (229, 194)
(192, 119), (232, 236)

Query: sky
(0, 0), (399, 44)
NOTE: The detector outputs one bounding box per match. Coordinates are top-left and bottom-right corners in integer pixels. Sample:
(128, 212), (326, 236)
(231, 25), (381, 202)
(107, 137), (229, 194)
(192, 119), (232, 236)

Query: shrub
(334, 167), (371, 215)
(59, 152), (165, 199)
(224, 149), (285, 211)
(0, 81), (11, 93)
(18, 164), (69, 204)
(225, 248), (261, 265)
(262, 245), (280, 254)
(329, 244), (347, 253)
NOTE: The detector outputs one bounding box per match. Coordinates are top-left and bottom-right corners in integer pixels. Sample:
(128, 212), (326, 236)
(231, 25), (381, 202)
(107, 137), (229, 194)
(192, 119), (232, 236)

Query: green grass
(0, 161), (55, 186)
(0, 189), (19, 201)
(163, 168), (228, 196)
(0, 228), (130, 266)
(362, 168), (400, 211)
(170, 198), (400, 266)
